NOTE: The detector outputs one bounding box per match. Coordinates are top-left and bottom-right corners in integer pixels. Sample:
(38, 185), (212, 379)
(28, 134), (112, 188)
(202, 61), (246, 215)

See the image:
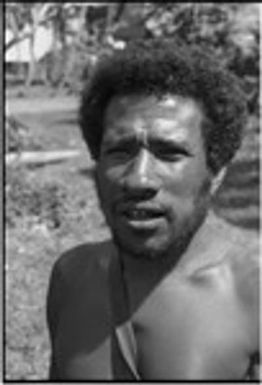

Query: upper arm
(46, 259), (69, 379)
(46, 241), (111, 379)
(47, 259), (68, 343)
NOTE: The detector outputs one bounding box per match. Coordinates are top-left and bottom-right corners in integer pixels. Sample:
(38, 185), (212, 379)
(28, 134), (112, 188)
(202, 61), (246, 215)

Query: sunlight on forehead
(105, 93), (204, 144)
(132, 115), (197, 148)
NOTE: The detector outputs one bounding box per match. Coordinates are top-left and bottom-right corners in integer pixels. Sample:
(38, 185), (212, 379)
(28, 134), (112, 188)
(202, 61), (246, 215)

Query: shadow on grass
(214, 207), (259, 231)
(220, 158), (259, 189)
(215, 189), (259, 208)
(213, 155), (259, 230)
(230, 216), (259, 230)
(221, 173), (259, 189)
(224, 158), (259, 179)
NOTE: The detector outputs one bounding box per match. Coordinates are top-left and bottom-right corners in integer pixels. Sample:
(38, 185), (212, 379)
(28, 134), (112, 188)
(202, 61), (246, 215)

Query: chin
(113, 214), (207, 262)
(113, 232), (173, 260)
(131, 245), (167, 260)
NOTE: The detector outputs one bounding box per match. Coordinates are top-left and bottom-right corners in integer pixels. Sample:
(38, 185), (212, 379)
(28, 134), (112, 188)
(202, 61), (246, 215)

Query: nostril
(122, 178), (158, 199)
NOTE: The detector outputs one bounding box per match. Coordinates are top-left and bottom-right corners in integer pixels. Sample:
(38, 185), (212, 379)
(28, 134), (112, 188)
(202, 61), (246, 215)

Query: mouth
(118, 206), (166, 230)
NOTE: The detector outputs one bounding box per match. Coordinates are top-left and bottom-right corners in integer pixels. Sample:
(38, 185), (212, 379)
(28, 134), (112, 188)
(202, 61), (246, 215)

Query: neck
(118, 211), (220, 314)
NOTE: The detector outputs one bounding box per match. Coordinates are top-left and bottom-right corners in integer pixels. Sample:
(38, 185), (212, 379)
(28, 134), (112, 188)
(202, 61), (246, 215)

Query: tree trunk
(25, 31), (36, 90)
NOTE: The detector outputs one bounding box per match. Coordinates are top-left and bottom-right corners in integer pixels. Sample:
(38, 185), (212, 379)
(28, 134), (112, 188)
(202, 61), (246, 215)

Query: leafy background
(5, 3), (259, 380)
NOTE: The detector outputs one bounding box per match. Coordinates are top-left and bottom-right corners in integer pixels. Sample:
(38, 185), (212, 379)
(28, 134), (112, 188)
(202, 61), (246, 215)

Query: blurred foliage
(6, 115), (43, 153)
(60, 3), (259, 113)
(109, 3), (259, 114)
(6, 166), (69, 229)
(150, 3), (259, 114)
(6, 3), (259, 109)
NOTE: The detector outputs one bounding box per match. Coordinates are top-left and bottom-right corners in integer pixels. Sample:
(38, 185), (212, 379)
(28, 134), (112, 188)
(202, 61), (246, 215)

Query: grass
(5, 93), (259, 380)
(5, 95), (109, 380)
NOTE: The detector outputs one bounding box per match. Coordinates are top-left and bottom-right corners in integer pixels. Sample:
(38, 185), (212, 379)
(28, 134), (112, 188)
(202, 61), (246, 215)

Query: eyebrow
(103, 134), (192, 153)
(148, 137), (192, 152)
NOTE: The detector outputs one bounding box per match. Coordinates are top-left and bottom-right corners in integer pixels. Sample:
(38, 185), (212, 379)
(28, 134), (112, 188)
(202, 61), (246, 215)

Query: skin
(97, 94), (214, 262)
(47, 94), (259, 380)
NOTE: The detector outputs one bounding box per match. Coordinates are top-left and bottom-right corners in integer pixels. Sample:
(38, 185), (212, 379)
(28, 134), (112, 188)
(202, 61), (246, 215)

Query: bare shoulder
(47, 239), (114, 335)
(47, 240), (114, 379)
(224, 224), (259, 346)
(52, 238), (113, 289)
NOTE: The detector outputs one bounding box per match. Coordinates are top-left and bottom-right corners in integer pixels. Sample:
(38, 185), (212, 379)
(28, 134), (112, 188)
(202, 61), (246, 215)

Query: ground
(5, 91), (259, 380)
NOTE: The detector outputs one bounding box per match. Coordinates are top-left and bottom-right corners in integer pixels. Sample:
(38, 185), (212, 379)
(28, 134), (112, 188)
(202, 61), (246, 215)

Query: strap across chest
(109, 253), (140, 379)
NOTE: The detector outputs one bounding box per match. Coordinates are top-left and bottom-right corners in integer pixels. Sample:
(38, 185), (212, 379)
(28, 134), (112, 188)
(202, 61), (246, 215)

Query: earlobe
(210, 167), (227, 196)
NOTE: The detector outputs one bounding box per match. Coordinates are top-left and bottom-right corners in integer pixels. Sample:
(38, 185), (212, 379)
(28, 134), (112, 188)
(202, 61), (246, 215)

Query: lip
(123, 216), (166, 231)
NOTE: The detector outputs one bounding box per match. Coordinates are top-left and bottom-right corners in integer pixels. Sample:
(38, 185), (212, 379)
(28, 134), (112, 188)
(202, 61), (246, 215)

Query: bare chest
(129, 271), (252, 379)
(52, 263), (255, 380)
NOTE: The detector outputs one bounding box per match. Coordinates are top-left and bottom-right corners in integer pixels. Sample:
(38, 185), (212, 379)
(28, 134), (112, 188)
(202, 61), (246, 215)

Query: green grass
(5, 95), (259, 380)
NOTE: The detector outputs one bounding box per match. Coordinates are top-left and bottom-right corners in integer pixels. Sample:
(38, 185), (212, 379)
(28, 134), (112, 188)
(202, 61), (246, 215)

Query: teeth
(126, 209), (160, 220)
(131, 209), (148, 219)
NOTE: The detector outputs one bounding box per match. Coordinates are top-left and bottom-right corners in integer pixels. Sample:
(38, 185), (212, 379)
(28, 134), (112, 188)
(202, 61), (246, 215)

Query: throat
(120, 252), (178, 315)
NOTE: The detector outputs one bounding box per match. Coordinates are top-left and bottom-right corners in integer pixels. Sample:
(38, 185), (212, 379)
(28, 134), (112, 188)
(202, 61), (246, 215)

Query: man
(46, 39), (259, 380)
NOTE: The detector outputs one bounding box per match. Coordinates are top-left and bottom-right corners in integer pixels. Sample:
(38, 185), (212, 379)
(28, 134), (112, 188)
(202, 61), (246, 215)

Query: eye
(159, 150), (187, 161)
(153, 143), (190, 161)
(102, 144), (133, 159)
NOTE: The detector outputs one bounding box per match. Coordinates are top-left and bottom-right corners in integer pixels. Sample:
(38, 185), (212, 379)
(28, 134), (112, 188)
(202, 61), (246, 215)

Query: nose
(122, 148), (159, 199)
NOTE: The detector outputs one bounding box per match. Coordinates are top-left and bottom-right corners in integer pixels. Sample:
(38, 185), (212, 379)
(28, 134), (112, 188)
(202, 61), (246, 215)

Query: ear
(210, 167), (227, 196)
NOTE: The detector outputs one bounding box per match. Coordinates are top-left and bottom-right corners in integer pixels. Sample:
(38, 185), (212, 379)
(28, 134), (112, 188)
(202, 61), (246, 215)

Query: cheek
(162, 161), (211, 199)
(97, 168), (120, 194)
(98, 159), (129, 190)
(95, 164), (122, 209)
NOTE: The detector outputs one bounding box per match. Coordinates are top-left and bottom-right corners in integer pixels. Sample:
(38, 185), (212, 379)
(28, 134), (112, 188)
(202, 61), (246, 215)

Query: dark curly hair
(79, 38), (247, 174)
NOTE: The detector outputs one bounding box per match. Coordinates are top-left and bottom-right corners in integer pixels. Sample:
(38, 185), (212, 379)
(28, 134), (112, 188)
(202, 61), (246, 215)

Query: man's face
(96, 94), (214, 260)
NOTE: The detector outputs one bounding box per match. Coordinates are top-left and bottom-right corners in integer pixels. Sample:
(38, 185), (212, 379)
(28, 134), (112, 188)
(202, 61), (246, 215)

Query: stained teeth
(127, 209), (159, 220)
(131, 210), (147, 219)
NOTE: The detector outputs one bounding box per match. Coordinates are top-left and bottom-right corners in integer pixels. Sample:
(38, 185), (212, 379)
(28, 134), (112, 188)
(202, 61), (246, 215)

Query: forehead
(104, 94), (205, 138)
